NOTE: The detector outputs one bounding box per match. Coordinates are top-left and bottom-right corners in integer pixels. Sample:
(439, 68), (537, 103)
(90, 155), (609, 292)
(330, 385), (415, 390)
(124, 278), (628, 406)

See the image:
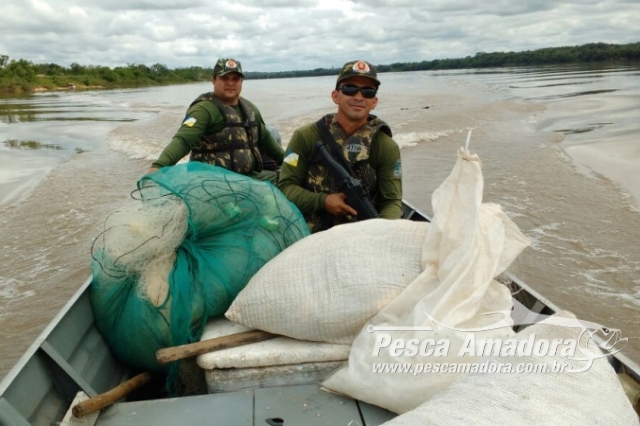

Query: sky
(1, 0), (638, 72)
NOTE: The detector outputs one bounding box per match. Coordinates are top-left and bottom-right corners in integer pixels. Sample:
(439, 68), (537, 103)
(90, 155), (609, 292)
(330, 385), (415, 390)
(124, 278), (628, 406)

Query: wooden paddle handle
(72, 372), (152, 418)
(156, 330), (278, 364)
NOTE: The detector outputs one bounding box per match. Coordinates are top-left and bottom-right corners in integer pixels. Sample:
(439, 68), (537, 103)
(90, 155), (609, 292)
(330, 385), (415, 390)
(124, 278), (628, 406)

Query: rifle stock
(315, 142), (379, 220)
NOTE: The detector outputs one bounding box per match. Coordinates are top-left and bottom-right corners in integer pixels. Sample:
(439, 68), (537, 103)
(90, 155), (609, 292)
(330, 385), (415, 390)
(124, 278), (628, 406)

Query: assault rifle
(315, 141), (379, 220)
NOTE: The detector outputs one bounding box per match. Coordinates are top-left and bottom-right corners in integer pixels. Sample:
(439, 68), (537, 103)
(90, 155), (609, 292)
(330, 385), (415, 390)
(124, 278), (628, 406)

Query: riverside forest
(1, 41), (639, 93)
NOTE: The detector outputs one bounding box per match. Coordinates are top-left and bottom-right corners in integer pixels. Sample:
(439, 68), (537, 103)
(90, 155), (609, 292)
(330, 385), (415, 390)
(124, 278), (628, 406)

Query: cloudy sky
(1, 0), (638, 72)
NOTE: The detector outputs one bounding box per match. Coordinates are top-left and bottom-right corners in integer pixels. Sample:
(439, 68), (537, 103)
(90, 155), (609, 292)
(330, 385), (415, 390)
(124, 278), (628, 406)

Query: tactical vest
(303, 113), (392, 233)
(189, 93), (263, 174)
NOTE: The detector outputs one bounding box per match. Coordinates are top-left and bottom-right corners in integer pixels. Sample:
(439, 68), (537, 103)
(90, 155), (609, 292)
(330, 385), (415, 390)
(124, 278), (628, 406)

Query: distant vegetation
(248, 42), (640, 79)
(0, 56), (212, 92)
(3, 140), (63, 150)
(1, 42), (638, 92)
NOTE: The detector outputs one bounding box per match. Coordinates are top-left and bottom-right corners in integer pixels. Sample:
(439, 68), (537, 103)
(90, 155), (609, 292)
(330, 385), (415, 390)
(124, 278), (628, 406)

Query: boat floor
(96, 384), (395, 426)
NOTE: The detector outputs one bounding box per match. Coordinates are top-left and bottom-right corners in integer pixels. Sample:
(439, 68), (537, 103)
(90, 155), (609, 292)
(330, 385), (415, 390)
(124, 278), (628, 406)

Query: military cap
(336, 60), (380, 87)
(213, 58), (244, 77)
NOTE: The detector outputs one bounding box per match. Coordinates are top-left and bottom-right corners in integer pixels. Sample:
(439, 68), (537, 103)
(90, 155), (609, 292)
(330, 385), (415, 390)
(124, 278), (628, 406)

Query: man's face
(332, 76), (378, 123)
(213, 73), (243, 104)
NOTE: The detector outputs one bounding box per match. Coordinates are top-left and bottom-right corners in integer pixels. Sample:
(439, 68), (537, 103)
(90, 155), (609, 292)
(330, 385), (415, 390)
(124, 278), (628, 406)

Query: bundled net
(90, 162), (309, 375)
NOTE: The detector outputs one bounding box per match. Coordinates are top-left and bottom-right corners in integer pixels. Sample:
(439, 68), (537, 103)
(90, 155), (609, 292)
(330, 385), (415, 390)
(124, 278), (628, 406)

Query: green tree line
(247, 42), (640, 79)
(0, 57), (213, 92)
(1, 41), (638, 92)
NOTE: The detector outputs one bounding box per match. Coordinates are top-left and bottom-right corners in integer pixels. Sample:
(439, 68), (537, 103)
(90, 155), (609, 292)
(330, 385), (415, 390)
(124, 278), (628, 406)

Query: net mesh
(90, 162), (309, 376)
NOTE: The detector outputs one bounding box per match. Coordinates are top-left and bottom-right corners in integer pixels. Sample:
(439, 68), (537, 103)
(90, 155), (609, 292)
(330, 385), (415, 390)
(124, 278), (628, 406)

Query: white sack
(226, 219), (429, 344)
(380, 311), (639, 426)
(322, 148), (531, 413)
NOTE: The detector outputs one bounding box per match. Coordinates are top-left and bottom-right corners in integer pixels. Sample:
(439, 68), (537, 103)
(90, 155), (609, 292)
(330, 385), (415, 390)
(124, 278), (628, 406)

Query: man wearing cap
(278, 59), (403, 233)
(149, 58), (284, 183)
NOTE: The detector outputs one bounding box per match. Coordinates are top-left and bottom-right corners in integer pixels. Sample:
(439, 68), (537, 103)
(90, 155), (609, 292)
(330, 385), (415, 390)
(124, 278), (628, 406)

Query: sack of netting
(321, 148), (531, 414)
(226, 218), (431, 345)
(379, 311), (638, 426)
(90, 162), (309, 372)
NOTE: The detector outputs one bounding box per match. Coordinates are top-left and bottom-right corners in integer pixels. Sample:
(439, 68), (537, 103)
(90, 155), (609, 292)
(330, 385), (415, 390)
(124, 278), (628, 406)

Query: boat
(1, 200), (639, 426)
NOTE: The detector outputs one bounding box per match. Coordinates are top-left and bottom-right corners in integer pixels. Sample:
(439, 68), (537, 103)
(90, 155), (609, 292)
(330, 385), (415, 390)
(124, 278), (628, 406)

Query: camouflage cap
(213, 58), (244, 77)
(336, 60), (380, 87)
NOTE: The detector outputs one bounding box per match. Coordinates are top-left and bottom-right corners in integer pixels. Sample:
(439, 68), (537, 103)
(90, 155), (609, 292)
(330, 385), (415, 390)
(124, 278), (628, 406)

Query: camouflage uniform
(151, 58), (284, 182)
(279, 117), (402, 234)
(301, 113), (392, 232)
(189, 93), (263, 174)
(278, 59), (402, 233)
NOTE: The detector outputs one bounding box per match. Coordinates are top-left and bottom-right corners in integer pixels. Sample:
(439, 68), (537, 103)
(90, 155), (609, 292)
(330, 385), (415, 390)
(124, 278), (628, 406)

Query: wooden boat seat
(95, 384), (396, 426)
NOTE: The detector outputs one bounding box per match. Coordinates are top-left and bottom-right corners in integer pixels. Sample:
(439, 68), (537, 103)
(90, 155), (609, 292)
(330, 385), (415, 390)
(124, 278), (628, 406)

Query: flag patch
(393, 160), (402, 178)
(182, 117), (197, 127)
(283, 152), (299, 167)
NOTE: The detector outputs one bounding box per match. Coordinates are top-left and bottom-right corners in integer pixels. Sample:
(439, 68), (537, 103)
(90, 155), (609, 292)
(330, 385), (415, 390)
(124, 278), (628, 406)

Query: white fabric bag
(226, 219), (429, 344)
(380, 311), (639, 426)
(322, 148), (531, 413)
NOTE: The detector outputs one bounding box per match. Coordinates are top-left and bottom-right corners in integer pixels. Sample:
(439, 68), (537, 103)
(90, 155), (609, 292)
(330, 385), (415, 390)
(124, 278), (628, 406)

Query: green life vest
(189, 93), (263, 174)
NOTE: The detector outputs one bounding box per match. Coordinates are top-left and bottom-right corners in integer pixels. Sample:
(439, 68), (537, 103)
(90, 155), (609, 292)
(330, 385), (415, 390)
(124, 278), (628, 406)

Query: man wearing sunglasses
(278, 60), (403, 233)
(148, 58), (284, 183)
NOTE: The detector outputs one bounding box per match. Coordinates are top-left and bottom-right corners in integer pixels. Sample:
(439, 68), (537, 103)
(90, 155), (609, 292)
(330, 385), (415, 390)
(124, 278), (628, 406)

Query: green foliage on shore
(1, 42), (638, 92)
(246, 42), (640, 80)
(0, 57), (213, 92)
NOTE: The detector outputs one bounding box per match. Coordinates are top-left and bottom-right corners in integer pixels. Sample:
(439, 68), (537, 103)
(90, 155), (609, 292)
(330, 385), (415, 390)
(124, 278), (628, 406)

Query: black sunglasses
(337, 84), (378, 99)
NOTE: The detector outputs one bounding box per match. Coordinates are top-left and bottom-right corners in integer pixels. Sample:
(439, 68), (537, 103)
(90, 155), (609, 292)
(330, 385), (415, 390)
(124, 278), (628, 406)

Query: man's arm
(151, 138), (191, 170)
(150, 104), (212, 169)
(371, 133), (403, 219)
(277, 126), (327, 214)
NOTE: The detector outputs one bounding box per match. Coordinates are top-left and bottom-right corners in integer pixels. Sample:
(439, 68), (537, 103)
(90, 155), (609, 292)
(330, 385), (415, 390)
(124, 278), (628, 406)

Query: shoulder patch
(283, 152), (299, 167)
(393, 160), (402, 178)
(182, 116), (197, 127)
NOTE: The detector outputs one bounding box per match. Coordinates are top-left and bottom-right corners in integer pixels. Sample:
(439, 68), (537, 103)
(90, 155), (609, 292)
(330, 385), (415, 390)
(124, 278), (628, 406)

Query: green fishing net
(90, 162), (309, 374)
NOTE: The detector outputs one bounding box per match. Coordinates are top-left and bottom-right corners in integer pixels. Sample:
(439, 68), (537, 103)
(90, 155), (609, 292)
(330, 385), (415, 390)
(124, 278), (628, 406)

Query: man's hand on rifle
(324, 193), (358, 216)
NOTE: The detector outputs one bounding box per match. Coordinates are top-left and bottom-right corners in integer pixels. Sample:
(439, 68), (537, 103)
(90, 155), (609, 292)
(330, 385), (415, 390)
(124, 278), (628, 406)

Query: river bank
(0, 74), (191, 93)
(1, 82), (122, 93)
(31, 83), (104, 92)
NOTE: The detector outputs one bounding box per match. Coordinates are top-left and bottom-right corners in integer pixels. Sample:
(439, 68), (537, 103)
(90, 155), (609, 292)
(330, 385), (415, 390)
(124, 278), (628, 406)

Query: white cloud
(0, 0), (637, 71)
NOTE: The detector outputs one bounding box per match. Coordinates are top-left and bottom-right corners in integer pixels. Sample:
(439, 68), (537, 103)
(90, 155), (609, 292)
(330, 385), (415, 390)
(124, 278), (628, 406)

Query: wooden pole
(156, 330), (278, 364)
(72, 372), (152, 418)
